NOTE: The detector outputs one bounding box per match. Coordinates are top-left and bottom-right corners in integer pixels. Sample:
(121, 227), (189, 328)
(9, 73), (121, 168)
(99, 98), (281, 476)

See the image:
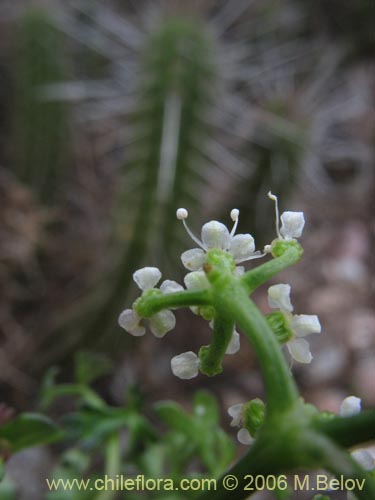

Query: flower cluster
(118, 267), (183, 338)
(118, 192), (310, 379)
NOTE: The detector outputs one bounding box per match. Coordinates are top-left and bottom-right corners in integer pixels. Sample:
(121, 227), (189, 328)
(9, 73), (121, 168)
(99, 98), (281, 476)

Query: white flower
(265, 192), (305, 251)
(267, 283), (321, 363)
(227, 404), (254, 445)
(340, 396), (361, 417)
(170, 351), (200, 379)
(178, 208), (263, 272)
(118, 267), (183, 338)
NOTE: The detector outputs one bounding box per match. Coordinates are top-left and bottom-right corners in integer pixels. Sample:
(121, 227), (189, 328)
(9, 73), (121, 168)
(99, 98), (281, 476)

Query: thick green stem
(227, 284), (299, 413)
(241, 244), (303, 294)
(136, 289), (211, 317)
(313, 410), (375, 448)
(199, 314), (234, 376)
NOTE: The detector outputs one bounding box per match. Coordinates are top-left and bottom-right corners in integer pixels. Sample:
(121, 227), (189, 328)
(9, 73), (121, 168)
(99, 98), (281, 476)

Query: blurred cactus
(13, 7), (69, 204)
(90, 15), (218, 341)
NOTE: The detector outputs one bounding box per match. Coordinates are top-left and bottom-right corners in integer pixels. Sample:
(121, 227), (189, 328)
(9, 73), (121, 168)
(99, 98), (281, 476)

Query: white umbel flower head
(268, 283), (321, 363)
(119, 268), (183, 338)
(176, 207), (263, 272)
(340, 396), (361, 417)
(227, 403), (254, 445)
(171, 351), (200, 379)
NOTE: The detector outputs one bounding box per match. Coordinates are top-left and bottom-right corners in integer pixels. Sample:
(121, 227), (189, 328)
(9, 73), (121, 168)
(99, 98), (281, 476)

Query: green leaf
(0, 413), (63, 452)
(193, 391), (219, 426)
(40, 383), (106, 410)
(155, 401), (196, 436)
(74, 351), (113, 385)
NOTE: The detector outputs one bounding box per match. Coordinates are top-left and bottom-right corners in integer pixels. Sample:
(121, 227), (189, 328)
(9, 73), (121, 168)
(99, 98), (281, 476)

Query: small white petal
(171, 351), (200, 379)
(118, 309), (145, 336)
(229, 234), (256, 262)
(226, 330), (240, 355)
(160, 280), (184, 294)
(184, 271), (209, 290)
(234, 266), (245, 276)
(280, 211), (305, 239)
(351, 450), (374, 471)
(268, 284), (293, 312)
(340, 396), (362, 417)
(201, 221), (231, 250)
(181, 248), (206, 271)
(291, 315), (321, 337)
(287, 338), (313, 363)
(227, 403), (243, 427)
(133, 267), (162, 290)
(149, 310), (176, 338)
(237, 428), (254, 445)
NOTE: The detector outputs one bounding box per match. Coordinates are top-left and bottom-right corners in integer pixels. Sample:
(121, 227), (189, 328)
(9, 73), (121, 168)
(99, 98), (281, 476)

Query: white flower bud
(226, 330), (240, 355)
(118, 309), (145, 336)
(181, 248), (206, 271)
(291, 315), (321, 337)
(133, 267), (162, 290)
(201, 221), (231, 250)
(171, 351), (200, 379)
(268, 284), (293, 312)
(280, 211), (305, 239)
(149, 310), (176, 338)
(229, 234), (256, 262)
(340, 396), (361, 417)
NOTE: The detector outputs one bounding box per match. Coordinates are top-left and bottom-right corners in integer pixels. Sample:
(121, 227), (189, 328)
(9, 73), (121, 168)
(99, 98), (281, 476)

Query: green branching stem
(241, 241), (303, 294)
(313, 411), (375, 448)
(223, 285), (300, 414)
(136, 289), (211, 317)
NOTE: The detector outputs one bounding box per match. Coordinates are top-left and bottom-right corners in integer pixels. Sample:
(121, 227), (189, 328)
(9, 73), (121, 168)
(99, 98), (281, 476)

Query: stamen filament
(176, 208), (205, 249)
(268, 191), (281, 238)
(230, 208), (240, 238)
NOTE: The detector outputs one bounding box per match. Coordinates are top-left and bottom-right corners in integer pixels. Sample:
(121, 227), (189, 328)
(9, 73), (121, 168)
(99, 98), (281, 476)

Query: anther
(176, 208), (205, 249)
(176, 208), (188, 220)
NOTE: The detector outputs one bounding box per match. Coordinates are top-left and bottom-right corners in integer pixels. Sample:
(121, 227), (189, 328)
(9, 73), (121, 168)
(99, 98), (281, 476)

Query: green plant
(118, 193), (375, 499)
(13, 7), (69, 204)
